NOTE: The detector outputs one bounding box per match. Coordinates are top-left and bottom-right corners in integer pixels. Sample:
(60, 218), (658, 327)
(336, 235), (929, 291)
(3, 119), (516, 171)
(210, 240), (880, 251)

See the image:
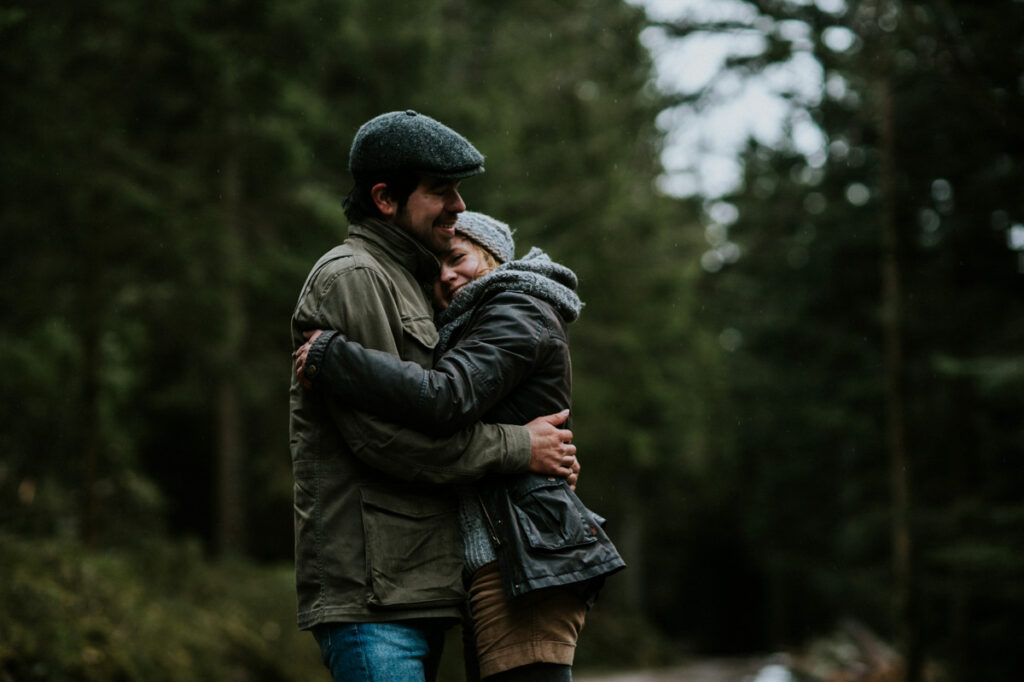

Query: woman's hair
(461, 235), (501, 279)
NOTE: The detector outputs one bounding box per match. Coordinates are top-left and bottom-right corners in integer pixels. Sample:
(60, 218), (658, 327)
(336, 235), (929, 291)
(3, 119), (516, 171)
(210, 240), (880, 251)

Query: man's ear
(370, 183), (398, 218)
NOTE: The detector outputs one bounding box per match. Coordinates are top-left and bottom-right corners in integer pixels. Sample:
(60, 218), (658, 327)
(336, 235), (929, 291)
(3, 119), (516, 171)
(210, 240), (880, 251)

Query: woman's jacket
(306, 248), (625, 599)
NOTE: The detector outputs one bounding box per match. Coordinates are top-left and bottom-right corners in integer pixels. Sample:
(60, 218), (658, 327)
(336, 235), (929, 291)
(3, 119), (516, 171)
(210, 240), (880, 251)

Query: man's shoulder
(308, 239), (390, 283)
(292, 242), (398, 322)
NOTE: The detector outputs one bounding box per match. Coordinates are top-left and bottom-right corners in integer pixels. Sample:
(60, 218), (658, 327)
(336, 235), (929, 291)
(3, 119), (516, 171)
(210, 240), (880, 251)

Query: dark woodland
(2, 1), (1022, 680)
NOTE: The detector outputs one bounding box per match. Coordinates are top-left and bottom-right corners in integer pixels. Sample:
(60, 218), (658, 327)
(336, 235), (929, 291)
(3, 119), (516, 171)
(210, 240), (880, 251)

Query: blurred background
(2, 0), (1022, 680)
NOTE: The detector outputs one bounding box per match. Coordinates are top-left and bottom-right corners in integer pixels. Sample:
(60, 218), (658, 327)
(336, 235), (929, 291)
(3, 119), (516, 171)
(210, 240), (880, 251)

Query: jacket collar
(349, 218), (441, 283)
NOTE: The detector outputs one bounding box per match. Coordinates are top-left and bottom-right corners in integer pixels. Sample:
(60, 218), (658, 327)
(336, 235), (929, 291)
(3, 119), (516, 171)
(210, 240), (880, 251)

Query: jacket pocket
(360, 486), (463, 608)
(401, 315), (438, 353)
(509, 476), (598, 551)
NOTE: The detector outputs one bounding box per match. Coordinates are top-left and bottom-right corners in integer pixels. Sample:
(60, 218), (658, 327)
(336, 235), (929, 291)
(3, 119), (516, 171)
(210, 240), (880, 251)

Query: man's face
(393, 177), (466, 254)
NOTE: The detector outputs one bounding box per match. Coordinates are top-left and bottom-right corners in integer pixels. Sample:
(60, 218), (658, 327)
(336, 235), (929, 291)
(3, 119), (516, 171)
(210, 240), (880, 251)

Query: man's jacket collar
(349, 218), (441, 283)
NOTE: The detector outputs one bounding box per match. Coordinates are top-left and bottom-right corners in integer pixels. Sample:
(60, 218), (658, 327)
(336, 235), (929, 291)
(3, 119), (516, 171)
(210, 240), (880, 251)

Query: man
(289, 110), (578, 682)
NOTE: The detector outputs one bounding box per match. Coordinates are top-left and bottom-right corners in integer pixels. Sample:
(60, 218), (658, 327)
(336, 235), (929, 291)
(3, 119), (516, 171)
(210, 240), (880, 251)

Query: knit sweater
(438, 247), (583, 574)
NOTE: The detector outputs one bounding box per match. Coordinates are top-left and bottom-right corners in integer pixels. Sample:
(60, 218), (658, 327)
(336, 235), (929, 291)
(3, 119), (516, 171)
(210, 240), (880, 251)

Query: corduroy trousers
(467, 562), (587, 679)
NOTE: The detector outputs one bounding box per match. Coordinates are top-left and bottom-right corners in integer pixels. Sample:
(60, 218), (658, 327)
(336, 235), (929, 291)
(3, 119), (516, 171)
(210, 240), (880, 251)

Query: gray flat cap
(349, 110), (485, 180)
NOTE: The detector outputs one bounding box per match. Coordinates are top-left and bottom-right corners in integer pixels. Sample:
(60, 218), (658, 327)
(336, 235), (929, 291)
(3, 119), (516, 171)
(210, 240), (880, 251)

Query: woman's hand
(525, 410), (579, 481)
(293, 329), (323, 389)
(567, 457), (581, 491)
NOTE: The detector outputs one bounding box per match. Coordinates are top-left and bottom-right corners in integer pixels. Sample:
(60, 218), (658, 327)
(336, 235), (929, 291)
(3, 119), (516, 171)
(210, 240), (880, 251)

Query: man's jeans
(312, 621), (447, 682)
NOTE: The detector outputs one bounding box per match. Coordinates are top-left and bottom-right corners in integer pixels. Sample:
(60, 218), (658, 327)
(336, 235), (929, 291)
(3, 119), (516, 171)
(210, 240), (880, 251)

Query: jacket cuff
(503, 424), (533, 473)
(303, 330), (340, 387)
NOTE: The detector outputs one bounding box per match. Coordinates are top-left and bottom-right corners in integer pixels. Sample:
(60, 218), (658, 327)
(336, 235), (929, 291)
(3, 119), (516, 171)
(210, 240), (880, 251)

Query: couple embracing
(290, 110), (624, 682)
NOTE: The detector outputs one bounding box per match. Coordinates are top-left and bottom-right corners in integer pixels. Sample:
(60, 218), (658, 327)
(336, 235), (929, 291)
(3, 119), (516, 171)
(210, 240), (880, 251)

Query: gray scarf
(436, 247), (583, 353)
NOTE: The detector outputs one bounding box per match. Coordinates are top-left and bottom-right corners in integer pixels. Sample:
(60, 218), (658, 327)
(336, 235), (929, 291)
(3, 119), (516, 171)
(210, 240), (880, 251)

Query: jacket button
(306, 363), (318, 377)
(547, 477), (555, 482)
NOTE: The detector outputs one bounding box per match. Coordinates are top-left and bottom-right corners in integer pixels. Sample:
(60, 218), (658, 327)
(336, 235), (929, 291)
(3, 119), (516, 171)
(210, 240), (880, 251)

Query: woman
(295, 212), (624, 681)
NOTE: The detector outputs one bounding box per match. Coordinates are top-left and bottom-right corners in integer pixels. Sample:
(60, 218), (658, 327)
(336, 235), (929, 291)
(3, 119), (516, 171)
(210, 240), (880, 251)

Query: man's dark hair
(342, 171), (421, 224)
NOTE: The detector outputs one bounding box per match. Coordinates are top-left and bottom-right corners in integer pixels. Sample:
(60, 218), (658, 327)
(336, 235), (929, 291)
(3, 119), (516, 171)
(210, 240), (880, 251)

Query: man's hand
(525, 409), (578, 480)
(294, 329), (323, 389)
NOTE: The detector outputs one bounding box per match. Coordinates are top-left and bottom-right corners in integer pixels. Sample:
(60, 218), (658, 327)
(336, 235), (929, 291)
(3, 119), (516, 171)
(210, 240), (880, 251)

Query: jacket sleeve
(295, 264), (531, 484)
(335, 409), (531, 485)
(309, 291), (547, 435)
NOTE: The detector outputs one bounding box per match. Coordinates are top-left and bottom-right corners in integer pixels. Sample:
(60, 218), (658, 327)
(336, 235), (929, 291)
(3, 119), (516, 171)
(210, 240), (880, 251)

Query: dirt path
(576, 657), (772, 682)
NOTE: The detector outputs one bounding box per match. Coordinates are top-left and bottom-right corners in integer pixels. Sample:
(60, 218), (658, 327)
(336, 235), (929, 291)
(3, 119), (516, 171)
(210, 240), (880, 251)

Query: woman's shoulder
(483, 288), (560, 315)
(476, 289), (568, 336)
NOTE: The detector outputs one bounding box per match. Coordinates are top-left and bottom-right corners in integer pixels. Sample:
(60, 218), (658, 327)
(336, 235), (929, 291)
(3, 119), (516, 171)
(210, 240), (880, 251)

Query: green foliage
(0, 532), (322, 681)
(0, 0), (711, 671)
(575, 610), (678, 671)
(0, 533), (676, 680)
(1, 0), (712, 560)
(11, 0), (1021, 676)
(661, 0), (1024, 677)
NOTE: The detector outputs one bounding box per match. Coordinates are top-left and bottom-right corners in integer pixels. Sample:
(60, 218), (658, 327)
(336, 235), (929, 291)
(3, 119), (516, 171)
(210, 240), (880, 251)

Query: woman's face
(435, 235), (487, 308)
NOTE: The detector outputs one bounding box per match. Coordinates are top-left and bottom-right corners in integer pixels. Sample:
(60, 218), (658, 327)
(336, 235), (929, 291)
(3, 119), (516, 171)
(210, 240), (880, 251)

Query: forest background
(1, 1), (1022, 681)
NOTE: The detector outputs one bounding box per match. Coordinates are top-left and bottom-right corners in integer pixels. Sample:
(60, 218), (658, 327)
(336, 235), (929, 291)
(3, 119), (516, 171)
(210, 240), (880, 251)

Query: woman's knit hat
(455, 212), (515, 263)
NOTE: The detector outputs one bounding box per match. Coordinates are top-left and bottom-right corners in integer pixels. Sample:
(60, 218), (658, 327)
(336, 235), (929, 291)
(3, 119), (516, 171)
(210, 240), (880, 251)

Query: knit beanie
(349, 110), (484, 180)
(455, 212), (515, 263)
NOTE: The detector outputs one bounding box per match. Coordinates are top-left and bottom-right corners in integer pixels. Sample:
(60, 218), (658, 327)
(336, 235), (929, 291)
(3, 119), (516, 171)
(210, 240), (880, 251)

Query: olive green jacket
(289, 218), (531, 630)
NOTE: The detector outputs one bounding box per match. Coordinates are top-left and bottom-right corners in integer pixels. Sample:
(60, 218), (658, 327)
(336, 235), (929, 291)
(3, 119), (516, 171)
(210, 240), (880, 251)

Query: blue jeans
(312, 621), (448, 682)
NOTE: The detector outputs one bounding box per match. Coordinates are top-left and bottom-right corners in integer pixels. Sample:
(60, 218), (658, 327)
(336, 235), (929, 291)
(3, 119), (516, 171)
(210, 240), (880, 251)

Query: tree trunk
(80, 263), (103, 547)
(615, 482), (646, 616)
(214, 99), (246, 557)
(78, 203), (106, 547)
(876, 75), (920, 682)
(216, 375), (244, 555)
